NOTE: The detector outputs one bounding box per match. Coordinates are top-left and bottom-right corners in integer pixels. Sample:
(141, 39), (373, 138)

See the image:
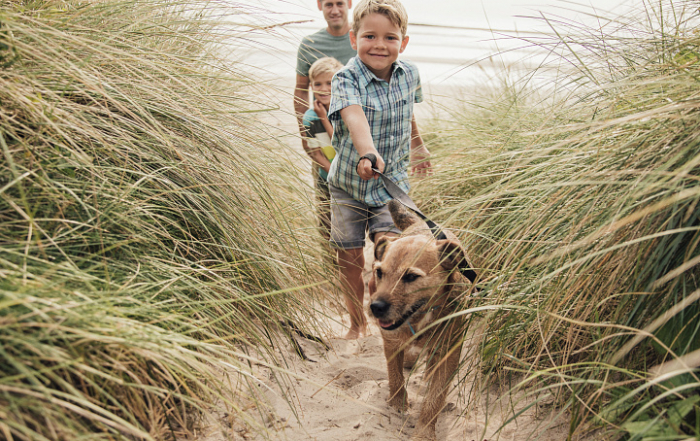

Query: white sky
(242, 0), (638, 30)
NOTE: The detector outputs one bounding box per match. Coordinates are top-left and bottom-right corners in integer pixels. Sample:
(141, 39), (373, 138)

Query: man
(294, 0), (356, 152)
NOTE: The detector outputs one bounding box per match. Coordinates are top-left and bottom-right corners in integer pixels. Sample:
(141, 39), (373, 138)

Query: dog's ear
(374, 236), (395, 261)
(388, 199), (422, 231)
(436, 239), (468, 271)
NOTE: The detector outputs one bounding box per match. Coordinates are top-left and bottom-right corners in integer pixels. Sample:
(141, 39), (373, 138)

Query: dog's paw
(410, 427), (437, 441)
(410, 434), (436, 441)
(387, 390), (410, 413)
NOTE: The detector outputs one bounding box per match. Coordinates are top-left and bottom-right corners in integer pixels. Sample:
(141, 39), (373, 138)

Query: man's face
(317, 0), (351, 31)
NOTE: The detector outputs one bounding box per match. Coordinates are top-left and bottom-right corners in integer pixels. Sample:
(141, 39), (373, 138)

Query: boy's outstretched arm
(410, 115), (432, 177)
(340, 104), (384, 181)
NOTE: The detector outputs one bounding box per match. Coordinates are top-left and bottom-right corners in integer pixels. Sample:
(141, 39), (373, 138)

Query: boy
(326, 0), (431, 339)
(302, 57), (345, 243)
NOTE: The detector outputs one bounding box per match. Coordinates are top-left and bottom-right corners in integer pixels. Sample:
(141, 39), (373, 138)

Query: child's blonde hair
(308, 57), (344, 82)
(351, 0), (408, 38)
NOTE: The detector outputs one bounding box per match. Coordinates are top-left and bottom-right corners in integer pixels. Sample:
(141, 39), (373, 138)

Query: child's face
(350, 13), (408, 81)
(311, 72), (334, 107)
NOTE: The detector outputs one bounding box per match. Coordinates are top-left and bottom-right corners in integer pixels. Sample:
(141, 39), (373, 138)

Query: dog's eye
(402, 272), (420, 283)
(376, 268), (383, 280)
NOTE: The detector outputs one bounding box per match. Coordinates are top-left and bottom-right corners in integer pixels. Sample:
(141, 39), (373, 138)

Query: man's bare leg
(337, 247), (367, 339)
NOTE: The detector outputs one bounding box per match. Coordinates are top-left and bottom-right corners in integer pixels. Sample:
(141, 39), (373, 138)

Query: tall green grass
(1, 1), (329, 439)
(415, 1), (700, 439)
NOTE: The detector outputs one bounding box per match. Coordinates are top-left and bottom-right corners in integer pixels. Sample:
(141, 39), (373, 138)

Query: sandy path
(190, 80), (573, 441)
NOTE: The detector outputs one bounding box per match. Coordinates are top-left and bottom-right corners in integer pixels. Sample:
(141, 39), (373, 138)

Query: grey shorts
(329, 185), (401, 250)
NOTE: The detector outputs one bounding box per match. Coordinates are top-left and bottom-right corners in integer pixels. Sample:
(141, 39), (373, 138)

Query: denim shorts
(329, 185), (401, 250)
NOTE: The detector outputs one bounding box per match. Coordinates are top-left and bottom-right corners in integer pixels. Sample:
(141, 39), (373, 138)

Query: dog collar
(406, 305), (442, 335)
(382, 301), (442, 334)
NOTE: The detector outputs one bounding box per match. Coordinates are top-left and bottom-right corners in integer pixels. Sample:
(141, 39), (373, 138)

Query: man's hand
(410, 145), (432, 178)
(357, 153), (384, 181)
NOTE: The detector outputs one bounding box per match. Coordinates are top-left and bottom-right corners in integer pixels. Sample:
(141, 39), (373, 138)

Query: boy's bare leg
(337, 247), (367, 339)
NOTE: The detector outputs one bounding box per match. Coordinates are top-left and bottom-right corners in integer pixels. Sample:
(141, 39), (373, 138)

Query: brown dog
(368, 200), (471, 440)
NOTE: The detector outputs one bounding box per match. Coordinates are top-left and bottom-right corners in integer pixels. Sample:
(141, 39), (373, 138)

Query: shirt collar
(352, 56), (406, 88)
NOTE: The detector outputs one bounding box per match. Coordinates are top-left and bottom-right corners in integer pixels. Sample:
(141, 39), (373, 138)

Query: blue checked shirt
(326, 56), (423, 207)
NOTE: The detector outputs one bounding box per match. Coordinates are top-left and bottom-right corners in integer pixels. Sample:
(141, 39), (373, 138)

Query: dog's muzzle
(370, 299), (390, 318)
(372, 299), (427, 331)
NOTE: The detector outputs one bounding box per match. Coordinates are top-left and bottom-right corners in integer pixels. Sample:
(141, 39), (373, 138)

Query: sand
(190, 79), (573, 441)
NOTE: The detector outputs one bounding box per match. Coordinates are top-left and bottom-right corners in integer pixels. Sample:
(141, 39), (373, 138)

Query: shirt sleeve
(302, 110), (316, 140)
(414, 68), (423, 104)
(296, 39), (312, 77)
(328, 69), (362, 123)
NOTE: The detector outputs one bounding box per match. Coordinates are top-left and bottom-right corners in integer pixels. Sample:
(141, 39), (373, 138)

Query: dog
(368, 200), (471, 440)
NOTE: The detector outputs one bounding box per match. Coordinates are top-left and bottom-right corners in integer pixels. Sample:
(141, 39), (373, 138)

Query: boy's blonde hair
(351, 0), (408, 38)
(308, 57), (344, 82)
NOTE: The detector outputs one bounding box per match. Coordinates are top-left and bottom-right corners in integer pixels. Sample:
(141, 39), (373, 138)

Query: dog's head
(369, 200), (469, 332)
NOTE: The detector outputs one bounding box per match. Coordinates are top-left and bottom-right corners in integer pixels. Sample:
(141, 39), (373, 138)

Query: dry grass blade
(413, 0), (700, 439)
(1, 1), (333, 439)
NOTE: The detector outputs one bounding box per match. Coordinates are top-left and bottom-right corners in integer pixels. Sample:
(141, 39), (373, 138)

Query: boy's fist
(357, 153), (384, 180)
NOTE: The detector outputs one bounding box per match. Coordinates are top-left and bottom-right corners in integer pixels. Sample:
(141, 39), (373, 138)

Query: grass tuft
(415, 1), (700, 438)
(1, 1), (330, 439)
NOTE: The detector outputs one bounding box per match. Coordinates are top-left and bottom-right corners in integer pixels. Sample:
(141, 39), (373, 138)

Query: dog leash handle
(358, 153), (379, 173)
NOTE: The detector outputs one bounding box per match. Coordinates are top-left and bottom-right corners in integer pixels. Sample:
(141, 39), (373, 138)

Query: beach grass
(0, 0), (333, 439)
(413, 1), (700, 438)
(4, 0), (700, 439)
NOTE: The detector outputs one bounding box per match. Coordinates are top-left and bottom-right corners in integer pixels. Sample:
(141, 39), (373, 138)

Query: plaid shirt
(327, 56), (423, 207)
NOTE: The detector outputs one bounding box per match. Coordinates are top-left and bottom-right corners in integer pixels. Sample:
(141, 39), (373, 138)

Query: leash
(358, 153), (478, 285)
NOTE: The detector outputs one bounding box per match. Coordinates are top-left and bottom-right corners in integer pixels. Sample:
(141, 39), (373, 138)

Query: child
(326, 0), (431, 339)
(302, 57), (345, 244)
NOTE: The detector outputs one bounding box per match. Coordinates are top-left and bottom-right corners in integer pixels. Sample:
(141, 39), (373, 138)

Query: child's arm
(313, 100), (333, 173)
(314, 99), (334, 139)
(340, 104), (384, 181)
(303, 120), (332, 174)
(409, 115), (432, 177)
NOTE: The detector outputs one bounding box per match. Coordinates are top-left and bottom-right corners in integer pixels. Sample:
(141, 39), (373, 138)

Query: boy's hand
(313, 99), (328, 120)
(357, 153), (384, 180)
(410, 146), (432, 178)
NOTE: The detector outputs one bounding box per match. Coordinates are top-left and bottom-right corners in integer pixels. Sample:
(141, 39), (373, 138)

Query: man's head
(317, 0), (352, 35)
(349, 0), (409, 80)
(309, 57), (344, 106)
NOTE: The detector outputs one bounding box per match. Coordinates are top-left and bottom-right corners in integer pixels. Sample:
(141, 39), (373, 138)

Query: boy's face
(317, 0), (352, 32)
(311, 72), (334, 107)
(349, 13), (408, 81)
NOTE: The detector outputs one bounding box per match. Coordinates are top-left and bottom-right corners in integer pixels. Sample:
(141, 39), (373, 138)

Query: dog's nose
(370, 300), (390, 318)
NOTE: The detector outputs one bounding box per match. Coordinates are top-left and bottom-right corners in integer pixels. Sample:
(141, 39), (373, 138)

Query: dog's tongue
(378, 320), (394, 329)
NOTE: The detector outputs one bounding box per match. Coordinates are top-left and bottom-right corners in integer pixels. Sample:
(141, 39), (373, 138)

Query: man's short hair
(351, 0), (408, 37)
(308, 57), (345, 82)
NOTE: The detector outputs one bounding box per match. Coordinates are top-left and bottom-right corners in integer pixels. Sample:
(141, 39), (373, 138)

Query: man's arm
(340, 104), (384, 181)
(294, 74), (312, 155)
(409, 115), (431, 176)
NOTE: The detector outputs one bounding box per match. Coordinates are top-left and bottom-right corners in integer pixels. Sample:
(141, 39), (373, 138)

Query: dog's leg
(413, 329), (462, 440)
(382, 335), (409, 412)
